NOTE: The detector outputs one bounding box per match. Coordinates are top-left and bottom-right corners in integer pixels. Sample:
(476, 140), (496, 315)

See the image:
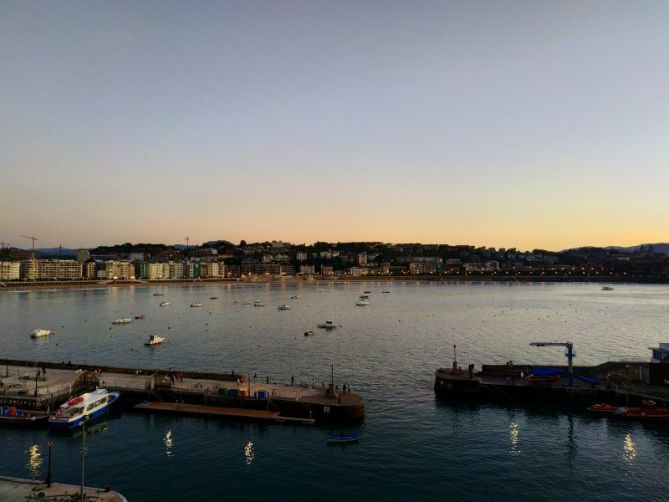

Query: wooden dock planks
(135, 401), (280, 420)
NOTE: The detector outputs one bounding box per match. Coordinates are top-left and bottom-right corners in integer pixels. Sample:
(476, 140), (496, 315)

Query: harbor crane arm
(529, 341), (575, 387)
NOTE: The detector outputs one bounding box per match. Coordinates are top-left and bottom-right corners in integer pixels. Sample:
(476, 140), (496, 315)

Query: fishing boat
(48, 389), (120, 430)
(145, 335), (165, 346)
(278, 304), (292, 311)
(0, 405), (49, 426)
(30, 329), (54, 339)
(112, 318), (133, 325)
(190, 302), (203, 308)
(317, 321), (338, 329)
(160, 301), (170, 306)
(304, 330), (315, 337)
(327, 433), (359, 445)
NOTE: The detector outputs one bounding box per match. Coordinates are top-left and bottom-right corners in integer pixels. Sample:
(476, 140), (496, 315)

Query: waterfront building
(299, 264), (316, 275)
(0, 261), (20, 280)
(146, 262), (170, 280)
(84, 261), (97, 279)
(20, 259), (38, 280)
(168, 261), (184, 280)
(296, 252), (308, 261)
(358, 253), (367, 265)
(37, 259), (83, 280)
(104, 260), (135, 280)
(321, 265), (334, 276)
(200, 261), (221, 278)
(185, 261), (201, 279)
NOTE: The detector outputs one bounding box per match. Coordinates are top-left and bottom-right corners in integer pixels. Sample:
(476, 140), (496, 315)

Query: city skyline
(2, 1), (668, 250)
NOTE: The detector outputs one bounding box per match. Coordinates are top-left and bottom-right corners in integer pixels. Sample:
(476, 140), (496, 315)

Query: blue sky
(1, 1), (668, 249)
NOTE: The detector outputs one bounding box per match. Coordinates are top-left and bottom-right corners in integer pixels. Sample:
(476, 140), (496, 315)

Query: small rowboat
(0, 406), (49, 426)
(327, 433), (359, 445)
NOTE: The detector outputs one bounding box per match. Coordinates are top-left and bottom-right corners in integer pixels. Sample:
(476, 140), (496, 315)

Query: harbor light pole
(46, 440), (53, 488)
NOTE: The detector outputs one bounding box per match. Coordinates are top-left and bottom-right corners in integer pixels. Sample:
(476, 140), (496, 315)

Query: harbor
(0, 358), (365, 425)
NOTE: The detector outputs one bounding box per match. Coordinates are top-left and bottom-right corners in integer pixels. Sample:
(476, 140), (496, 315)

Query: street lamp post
(46, 440), (53, 488)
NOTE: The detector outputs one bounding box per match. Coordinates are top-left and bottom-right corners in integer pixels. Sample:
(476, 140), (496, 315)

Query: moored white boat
(30, 329), (54, 338)
(48, 389), (120, 430)
(317, 321), (338, 329)
(112, 318), (133, 325)
(190, 302), (203, 308)
(355, 299), (370, 306)
(278, 304), (292, 311)
(145, 335), (165, 346)
(160, 301), (170, 306)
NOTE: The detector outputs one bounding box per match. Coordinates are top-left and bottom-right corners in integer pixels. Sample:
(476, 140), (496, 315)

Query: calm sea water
(1, 282), (668, 501)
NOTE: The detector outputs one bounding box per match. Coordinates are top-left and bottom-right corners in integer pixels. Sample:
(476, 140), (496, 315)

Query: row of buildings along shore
(1, 240), (668, 282)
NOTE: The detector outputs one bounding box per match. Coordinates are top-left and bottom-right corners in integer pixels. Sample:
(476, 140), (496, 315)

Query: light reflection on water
(244, 440), (255, 465)
(624, 433), (636, 462)
(509, 421), (520, 456)
(164, 430), (173, 457)
(25, 445), (42, 477)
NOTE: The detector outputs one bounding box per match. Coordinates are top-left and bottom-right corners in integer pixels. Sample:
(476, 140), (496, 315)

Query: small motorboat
(30, 329), (54, 339)
(382, 291), (390, 294)
(253, 301), (265, 307)
(304, 330), (315, 337)
(290, 295), (300, 299)
(601, 286), (614, 291)
(621, 400), (669, 421)
(134, 314), (145, 320)
(48, 389), (120, 430)
(190, 302), (203, 308)
(327, 433), (359, 445)
(587, 403), (617, 413)
(153, 292), (164, 296)
(363, 291), (371, 294)
(355, 299), (370, 306)
(112, 318), (133, 325)
(0, 405), (49, 426)
(145, 335), (165, 346)
(278, 304), (292, 311)
(210, 296), (218, 300)
(160, 302), (170, 306)
(317, 321), (338, 329)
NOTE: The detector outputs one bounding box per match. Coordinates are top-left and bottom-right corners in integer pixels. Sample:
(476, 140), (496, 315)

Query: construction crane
(20, 234), (39, 255)
(529, 341), (574, 387)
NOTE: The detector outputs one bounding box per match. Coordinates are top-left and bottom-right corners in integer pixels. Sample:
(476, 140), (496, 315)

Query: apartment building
(0, 261), (20, 280)
(37, 259), (83, 280)
(104, 260), (135, 280)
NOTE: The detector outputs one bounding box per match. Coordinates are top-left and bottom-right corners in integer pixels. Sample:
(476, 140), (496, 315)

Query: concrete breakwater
(0, 359), (365, 424)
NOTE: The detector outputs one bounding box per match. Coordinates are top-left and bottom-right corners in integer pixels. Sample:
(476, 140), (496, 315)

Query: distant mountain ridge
(605, 243), (669, 256)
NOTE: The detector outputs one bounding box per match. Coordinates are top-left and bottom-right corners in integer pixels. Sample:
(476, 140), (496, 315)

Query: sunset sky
(1, 1), (668, 250)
